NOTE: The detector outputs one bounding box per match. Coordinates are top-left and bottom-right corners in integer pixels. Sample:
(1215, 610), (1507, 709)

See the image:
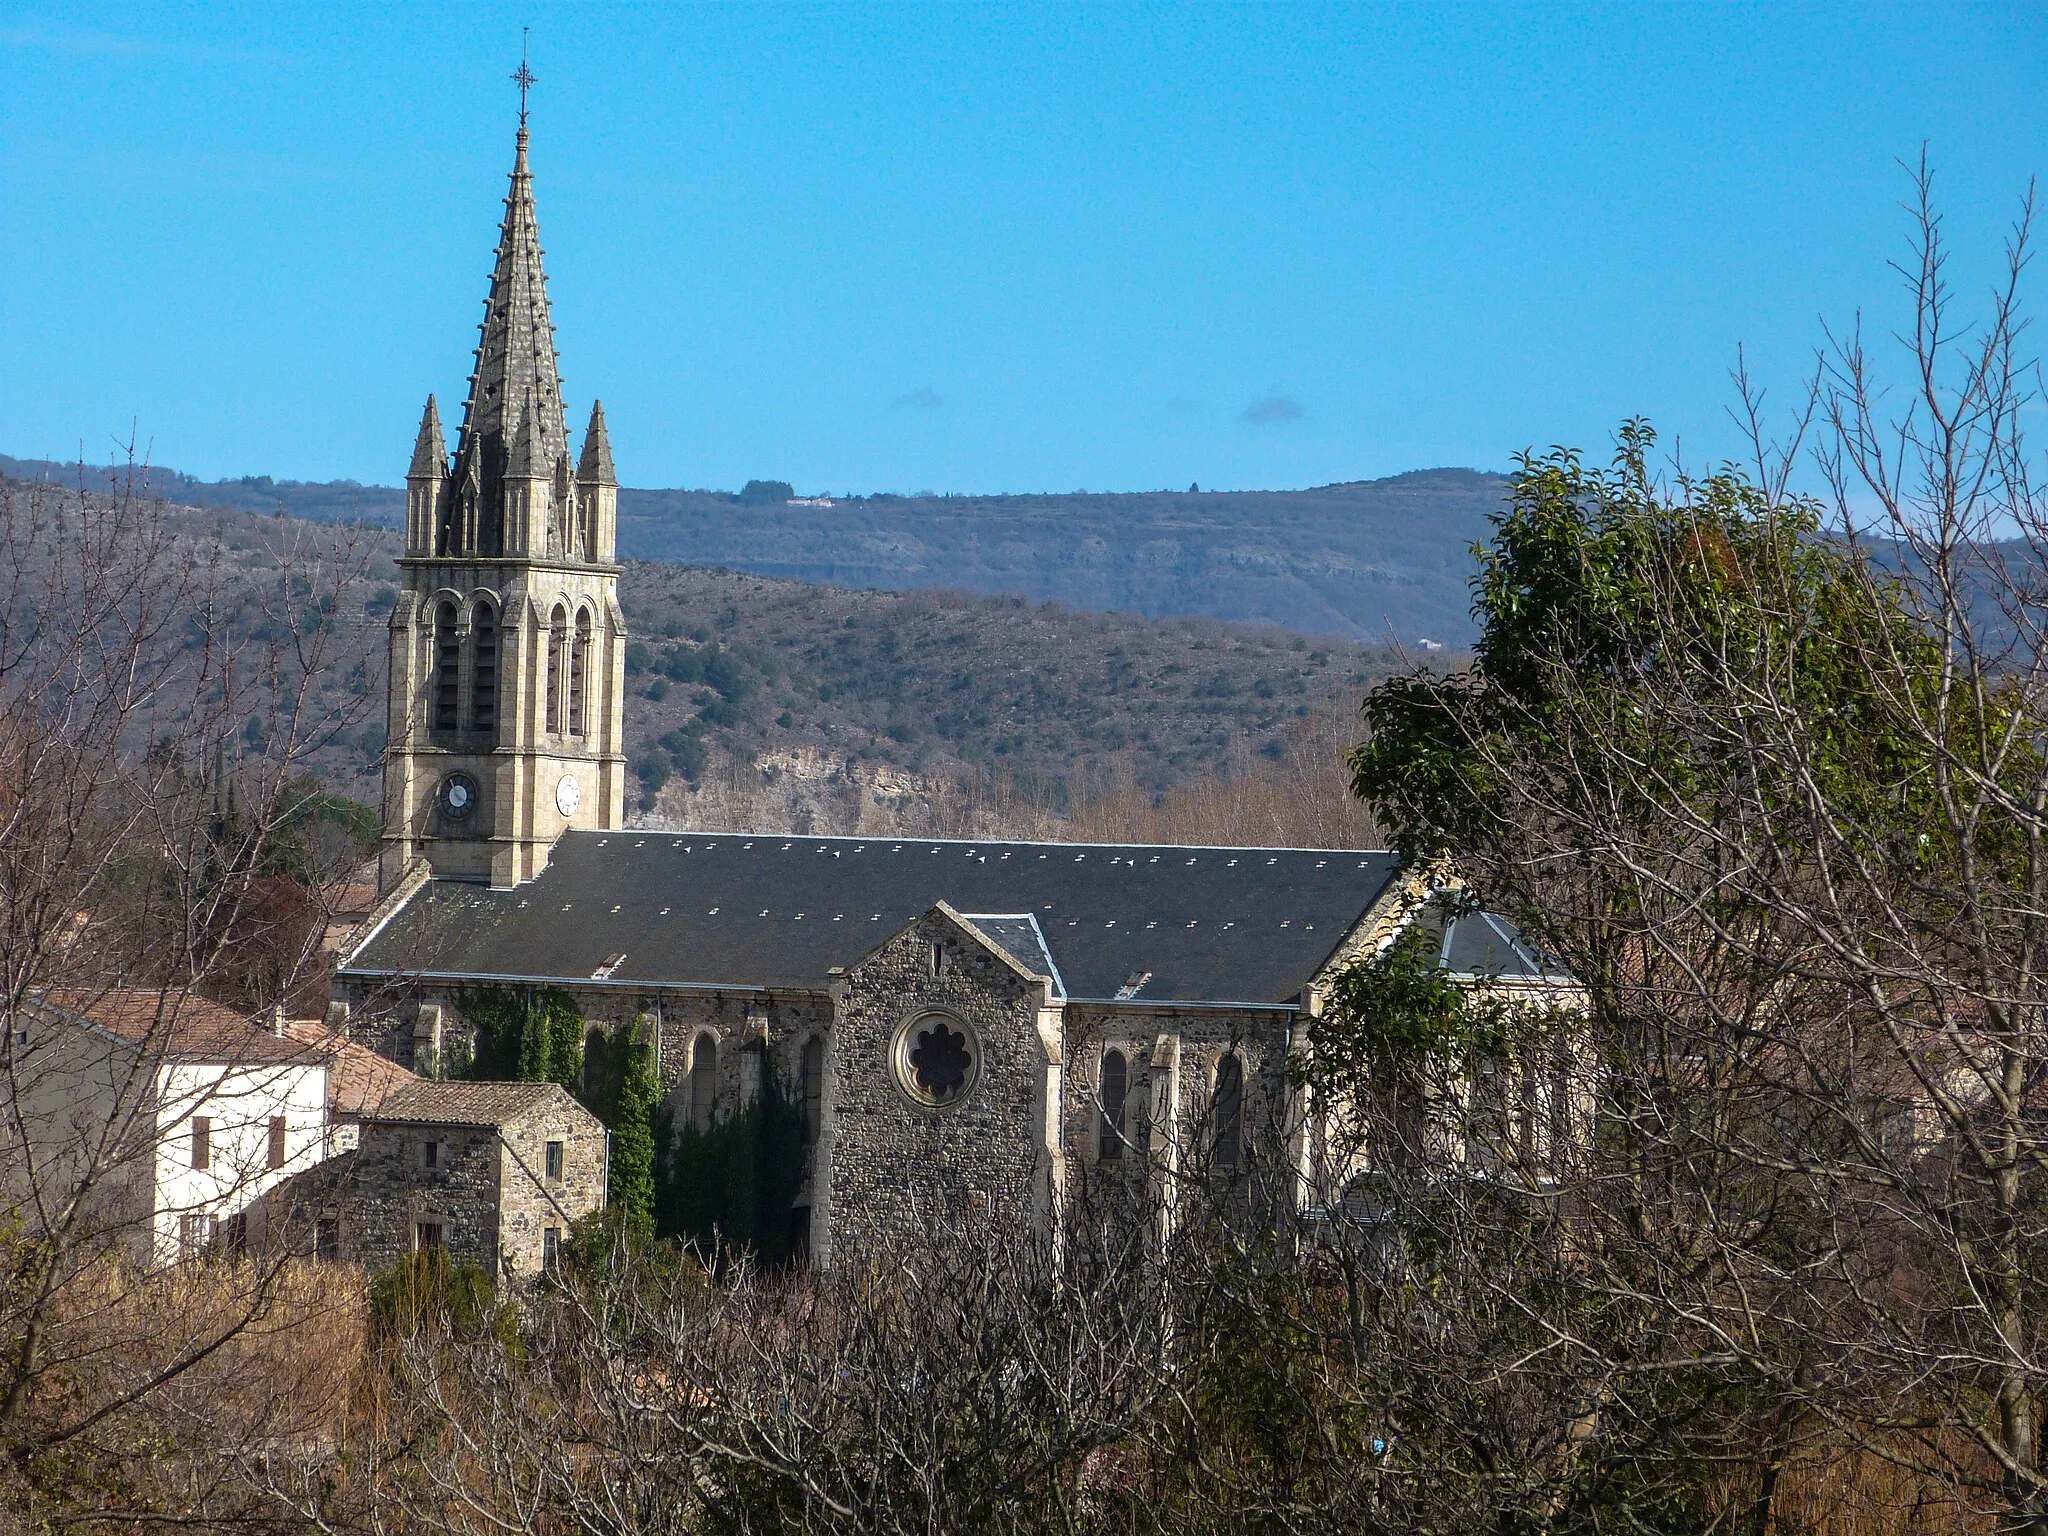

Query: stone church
(338, 119), (1557, 1263)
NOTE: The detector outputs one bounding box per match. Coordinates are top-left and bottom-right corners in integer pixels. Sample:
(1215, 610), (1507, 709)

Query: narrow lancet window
(433, 602), (460, 732)
(1213, 1053), (1244, 1169)
(545, 604), (567, 734)
(690, 1035), (718, 1133)
(569, 609), (592, 737)
(471, 600), (497, 734)
(1099, 1049), (1128, 1162)
(801, 1036), (825, 1148)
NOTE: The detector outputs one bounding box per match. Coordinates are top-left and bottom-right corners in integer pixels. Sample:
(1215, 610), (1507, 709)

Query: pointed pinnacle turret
(450, 123), (569, 495)
(578, 399), (616, 485)
(409, 395), (447, 478)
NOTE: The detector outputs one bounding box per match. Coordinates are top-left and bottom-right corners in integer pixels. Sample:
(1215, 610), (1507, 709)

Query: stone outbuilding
(274, 1079), (606, 1279)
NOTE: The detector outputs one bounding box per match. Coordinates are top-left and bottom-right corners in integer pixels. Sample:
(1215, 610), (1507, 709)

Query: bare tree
(1341, 160), (2046, 1532)
(0, 463), (379, 1524)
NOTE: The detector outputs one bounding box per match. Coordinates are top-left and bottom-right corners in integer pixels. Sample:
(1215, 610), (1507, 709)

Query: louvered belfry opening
(569, 609), (591, 737)
(434, 602), (461, 733)
(471, 600), (498, 736)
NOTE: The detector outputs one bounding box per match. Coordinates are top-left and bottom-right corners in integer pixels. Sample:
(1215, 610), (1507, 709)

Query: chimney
(264, 1003), (287, 1037)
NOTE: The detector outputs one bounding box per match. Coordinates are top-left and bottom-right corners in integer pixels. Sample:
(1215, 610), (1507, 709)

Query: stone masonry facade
(334, 894), (1359, 1265)
(269, 1081), (605, 1279)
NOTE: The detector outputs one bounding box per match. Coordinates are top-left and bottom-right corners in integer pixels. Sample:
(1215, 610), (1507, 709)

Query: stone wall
(335, 980), (831, 1122)
(496, 1096), (607, 1278)
(818, 908), (1058, 1266)
(347, 1118), (503, 1274)
(1058, 1003), (1303, 1231)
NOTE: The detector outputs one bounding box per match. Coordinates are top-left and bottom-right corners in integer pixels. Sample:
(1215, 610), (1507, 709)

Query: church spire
(449, 119), (570, 535)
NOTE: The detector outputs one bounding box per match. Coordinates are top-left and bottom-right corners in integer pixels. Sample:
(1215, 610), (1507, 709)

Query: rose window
(893, 1011), (980, 1107)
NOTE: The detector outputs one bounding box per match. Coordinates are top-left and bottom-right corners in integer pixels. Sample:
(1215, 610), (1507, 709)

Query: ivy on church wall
(454, 984), (585, 1092)
(657, 1071), (808, 1265)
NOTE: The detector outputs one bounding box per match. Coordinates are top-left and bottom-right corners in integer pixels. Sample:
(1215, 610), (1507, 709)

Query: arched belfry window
(433, 601), (460, 733)
(569, 609), (593, 737)
(545, 604), (567, 735)
(1213, 1052), (1244, 1169)
(1098, 1048), (1128, 1162)
(471, 599), (497, 735)
(690, 1035), (718, 1134)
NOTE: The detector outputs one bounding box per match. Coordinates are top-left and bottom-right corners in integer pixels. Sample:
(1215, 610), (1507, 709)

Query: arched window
(690, 1034), (718, 1134)
(1098, 1048), (1128, 1162)
(471, 600), (497, 734)
(569, 609), (592, 737)
(1212, 1052), (1244, 1169)
(801, 1036), (824, 1148)
(544, 604), (567, 735)
(433, 601), (460, 732)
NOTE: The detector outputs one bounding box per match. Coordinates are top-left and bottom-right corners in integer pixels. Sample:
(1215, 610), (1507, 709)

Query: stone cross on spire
(512, 30), (537, 132)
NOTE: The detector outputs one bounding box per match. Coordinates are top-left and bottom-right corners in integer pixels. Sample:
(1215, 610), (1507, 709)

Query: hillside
(8, 480), (1426, 832)
(1, 454), (1501, 644)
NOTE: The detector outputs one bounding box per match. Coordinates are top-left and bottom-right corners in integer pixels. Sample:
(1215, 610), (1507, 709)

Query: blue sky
(2, 3), (2042, 494)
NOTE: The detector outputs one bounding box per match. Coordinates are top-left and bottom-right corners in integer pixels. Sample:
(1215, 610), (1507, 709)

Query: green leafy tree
(657, 1069), (808, 1265)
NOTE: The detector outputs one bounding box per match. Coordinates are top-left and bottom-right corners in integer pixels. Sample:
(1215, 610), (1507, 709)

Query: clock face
(439, 772), (478, 822)
(555, 775), (582, 817)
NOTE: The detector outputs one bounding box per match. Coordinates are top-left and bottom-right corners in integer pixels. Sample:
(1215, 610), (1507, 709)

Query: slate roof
(371, 1080), (573, 1128)
(1411, 897), (1563, 981)
(343, 832), (1407, 1007)
(956, 913), (1067, 999)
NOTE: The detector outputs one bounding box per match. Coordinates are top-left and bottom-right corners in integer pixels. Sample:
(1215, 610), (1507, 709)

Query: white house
(2, 990), (335, 1266)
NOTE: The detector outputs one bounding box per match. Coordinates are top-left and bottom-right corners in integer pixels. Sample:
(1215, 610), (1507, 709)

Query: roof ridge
(566, 830), (1397, 857)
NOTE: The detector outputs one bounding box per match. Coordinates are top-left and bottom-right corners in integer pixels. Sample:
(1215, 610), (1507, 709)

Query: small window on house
(191, 1117), (211, 1171)
(543, 1227), (561, 1273)
(1213, 1053), (1244, 1170)
(267, 1116), (287, 1170)
(424, 1139), (441, 1169)
(179, 1212), (210, 1260)
(801, 1036), (825, 1147)
(930, 941), (946, 976)
(690, 1035), (718, 1134)
(415, 1222), (444, 1251)
(545, 1140), (564, 1181)
(315, 1217), (340, 1262)
(1098, 1049), (1129, 1162)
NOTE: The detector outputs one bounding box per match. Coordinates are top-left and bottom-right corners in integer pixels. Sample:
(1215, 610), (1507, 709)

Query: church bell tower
(380, 111), (626, 890)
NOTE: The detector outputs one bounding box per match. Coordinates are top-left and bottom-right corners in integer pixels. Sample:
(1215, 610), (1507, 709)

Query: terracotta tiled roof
(35, 989), (313, 1065)
(371, 1079), (573, 1128)
(278, 1018), (415, 1118)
